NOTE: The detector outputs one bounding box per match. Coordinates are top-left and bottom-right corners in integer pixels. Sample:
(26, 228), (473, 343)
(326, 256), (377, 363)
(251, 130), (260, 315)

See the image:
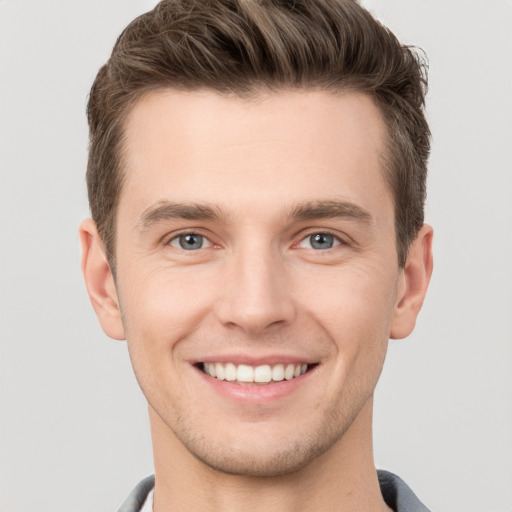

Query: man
(79, 0), (433, 510)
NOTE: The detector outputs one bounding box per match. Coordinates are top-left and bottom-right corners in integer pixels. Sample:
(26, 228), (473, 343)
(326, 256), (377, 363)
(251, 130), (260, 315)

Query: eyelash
(167, 232), (214, 250)
(295, 231), (345, 251)
(166, 230), (348, 252)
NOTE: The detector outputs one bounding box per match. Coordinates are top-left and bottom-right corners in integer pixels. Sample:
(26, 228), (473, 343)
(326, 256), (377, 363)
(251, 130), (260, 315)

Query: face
(109, 89), (406, 476)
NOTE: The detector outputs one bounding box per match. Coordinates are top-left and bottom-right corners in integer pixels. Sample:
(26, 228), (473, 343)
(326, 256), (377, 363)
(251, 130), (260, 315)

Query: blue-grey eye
(298, 232), (341, 250)
(170, 233), (205, 250)
(310, 233), (334, 249)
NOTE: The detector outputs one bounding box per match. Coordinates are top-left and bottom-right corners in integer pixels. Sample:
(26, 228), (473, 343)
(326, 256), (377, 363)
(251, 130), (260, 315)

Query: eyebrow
(138, 201), (226, 230)
(137, 199), (373, 231)
(286, 200), (373, 225)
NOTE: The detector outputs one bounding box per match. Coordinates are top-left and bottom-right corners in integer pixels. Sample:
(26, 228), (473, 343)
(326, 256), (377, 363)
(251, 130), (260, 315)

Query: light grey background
(0, 1), (510, 511)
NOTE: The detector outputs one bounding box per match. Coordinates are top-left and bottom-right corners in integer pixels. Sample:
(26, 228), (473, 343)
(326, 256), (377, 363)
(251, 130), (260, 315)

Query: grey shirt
(117, 470), (430, 512)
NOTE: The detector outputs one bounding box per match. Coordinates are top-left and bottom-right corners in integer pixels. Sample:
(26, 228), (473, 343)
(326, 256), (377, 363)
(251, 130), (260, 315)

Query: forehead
(119, 88), (391, 223)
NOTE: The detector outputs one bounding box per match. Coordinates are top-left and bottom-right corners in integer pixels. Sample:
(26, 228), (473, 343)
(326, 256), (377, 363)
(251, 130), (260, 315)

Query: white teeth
(215, 362), (225, 380)
(225, 363), (237, 381)
(236, 364), (254, 382)
(201, 362), (310, 383)
(284, 363), (295, 380)
(272, 364), (285, 381)
(254, 365), (272, 383)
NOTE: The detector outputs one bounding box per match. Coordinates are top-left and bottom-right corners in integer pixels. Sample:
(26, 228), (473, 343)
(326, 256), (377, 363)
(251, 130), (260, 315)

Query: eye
(298, 232), (341, 250)
(168, 233), (211, 250)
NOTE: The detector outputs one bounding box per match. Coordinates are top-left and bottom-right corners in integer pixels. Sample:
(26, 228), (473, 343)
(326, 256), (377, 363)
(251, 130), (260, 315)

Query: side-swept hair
(87, 0), (429, 269)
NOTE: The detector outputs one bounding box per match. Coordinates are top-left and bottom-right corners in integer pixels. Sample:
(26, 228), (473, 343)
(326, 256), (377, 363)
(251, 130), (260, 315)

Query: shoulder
(378, 470), (431, 512)
(117, 471), (430, 512)
(117, 475), (155, 512)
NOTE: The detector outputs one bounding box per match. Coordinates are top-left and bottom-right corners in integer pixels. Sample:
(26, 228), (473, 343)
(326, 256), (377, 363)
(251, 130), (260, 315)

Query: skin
(80, 89), (433, 512)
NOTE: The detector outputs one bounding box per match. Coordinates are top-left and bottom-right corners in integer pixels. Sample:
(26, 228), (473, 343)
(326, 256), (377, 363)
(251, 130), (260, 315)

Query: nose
(214, 244), (296, 335)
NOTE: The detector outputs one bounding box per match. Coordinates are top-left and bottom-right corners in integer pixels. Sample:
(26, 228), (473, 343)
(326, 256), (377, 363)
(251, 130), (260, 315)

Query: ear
(79, 218), (125, 340)
(390, 224), (433, 339)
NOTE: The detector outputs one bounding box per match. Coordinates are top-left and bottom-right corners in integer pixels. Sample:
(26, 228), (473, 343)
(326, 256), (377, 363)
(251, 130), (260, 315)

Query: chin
(171, 416), (351, 478)
(191, 441), (329, 477)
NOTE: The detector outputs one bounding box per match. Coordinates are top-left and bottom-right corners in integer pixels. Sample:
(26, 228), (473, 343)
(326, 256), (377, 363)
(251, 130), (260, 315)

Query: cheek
(296, 263), (397, 395)
(117, 267), (220, 385)
(118, 270), (215, 412)
(120, 264), (215, 330)
(298, 263), (398, 341)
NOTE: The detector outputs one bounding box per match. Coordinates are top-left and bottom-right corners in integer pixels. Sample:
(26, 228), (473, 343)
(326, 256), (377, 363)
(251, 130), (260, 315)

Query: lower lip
(195, 366), (314, 403)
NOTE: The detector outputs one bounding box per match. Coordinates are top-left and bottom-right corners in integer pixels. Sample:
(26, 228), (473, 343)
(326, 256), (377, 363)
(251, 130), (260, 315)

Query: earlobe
(390, 224), (433, 340)
(79, 218), (125, 340)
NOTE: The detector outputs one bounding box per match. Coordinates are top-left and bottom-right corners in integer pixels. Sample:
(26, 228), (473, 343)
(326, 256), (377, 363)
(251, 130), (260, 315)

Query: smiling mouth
(198, 362), (315, 384)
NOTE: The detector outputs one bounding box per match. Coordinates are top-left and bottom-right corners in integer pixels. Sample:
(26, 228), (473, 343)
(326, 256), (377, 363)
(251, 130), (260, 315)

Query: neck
(149, 397), (391, 512)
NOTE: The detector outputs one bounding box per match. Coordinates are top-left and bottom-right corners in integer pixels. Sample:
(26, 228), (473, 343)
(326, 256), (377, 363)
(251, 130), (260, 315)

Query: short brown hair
(87, 0), (430, 269)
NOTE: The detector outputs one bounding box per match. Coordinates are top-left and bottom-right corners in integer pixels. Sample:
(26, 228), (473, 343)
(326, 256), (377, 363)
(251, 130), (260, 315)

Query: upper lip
(192, 355), (317, 366)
